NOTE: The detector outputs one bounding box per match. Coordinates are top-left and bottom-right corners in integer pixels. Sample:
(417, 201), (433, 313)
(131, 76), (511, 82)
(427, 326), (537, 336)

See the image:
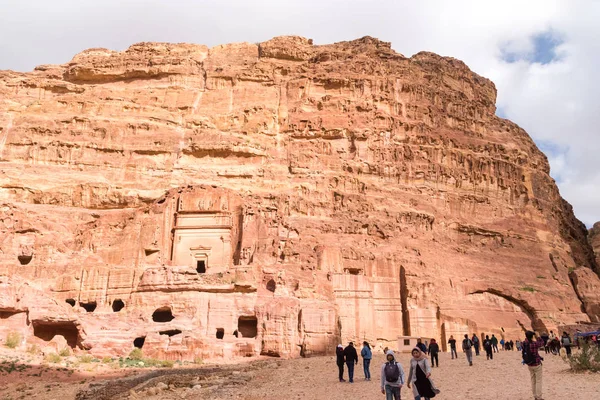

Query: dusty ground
(0, 348), (598, 399)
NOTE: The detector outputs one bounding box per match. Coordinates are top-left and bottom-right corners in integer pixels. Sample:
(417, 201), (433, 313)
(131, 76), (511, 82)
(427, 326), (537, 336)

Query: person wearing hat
(336, 344), (346, 382)
(343, 342), (359, 383)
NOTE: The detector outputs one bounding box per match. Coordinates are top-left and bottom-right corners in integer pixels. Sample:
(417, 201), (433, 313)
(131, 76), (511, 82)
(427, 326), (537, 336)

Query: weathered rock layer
(1, 36), (599, 359)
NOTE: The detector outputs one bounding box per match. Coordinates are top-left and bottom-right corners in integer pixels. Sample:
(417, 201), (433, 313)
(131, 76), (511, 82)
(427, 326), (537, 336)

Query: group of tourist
(445, 333), (519, 364)
(334, 328), (577, 400)
(336, 341), (440, 400)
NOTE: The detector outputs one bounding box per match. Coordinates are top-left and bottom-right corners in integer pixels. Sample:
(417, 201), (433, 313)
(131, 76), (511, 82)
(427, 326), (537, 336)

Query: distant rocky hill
(0, 36), (598, 360)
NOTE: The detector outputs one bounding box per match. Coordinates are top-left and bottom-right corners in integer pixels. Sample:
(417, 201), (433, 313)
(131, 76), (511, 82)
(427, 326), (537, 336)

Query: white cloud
(0, 0), (598, 225)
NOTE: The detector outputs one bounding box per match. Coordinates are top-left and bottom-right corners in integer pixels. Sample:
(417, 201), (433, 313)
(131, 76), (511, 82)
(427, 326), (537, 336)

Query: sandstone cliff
(1, 36), (599, 359)
(589, 222), (600, 268)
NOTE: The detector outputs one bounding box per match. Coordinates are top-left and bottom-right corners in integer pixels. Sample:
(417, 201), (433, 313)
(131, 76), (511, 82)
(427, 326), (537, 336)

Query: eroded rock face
(0, 36), (598, 359)
(589, 222), (600, 268)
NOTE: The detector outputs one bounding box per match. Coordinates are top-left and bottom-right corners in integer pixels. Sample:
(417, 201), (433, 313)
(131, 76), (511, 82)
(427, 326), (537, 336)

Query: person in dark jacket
(448, 335), (458, 359)
(561, 331), (572, 356)
(360, 341), (372, 380)
(462, 334), (473, 366)
(336, 344), (346, 382)
(471, 334), (480, 356)
(343, 342), (358, 383)
(491, 334), (499, 352)
(416, 338), (428, 354)
(483, 335), (493, 360)
(428, 338), (440, 367)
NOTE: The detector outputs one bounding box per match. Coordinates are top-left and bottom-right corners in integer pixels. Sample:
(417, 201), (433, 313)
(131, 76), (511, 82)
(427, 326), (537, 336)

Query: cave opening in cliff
(196, 260), (206, 274)
(400, 266), (411, 336)
(347, 268), (362, 275)
(32, 321), (79, 348)
(134, 336), (146, 348)
(80, 302), (97, 313)
(18, 255), (33, 265)
(238, 316), (258, 338)
(152, 307), (174, 322)
(266, 279), (276, 293)
(112, 299), (125, 312)
(65, 299), (76, 307)
(0, 310), (20, 319)
(216, 328), (224, 339)
(159, 329), (182, 337)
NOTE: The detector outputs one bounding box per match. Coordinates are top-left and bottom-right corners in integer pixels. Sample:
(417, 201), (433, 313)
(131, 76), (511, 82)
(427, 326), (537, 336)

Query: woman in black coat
(336, 344), (346, 382)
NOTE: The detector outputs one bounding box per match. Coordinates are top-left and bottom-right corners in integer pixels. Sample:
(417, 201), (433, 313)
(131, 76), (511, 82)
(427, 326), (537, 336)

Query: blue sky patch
(501, 30), (564, 65)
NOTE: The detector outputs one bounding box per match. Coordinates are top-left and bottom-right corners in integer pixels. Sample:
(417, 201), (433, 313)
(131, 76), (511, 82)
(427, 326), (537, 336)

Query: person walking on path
(380, 349), (405, 400)
(343, 342), (359, 383)
(407, 347), (440, 400)
(462, 334), (474, 366)
(561, 332), (572, 357)
(540, 332), (550, 353)
(336, 344), (346, 382)
(361, 341), (373, 381)
(522, 331), (545, 400)
(471, 334), (480, 356)
(483, 335), (493, 360)
(428, 338), (440, 367)
(448, 335), (458, 359)
(416, 338), (428, 354)
(500, 338), (505, 351)
(491, 334), (499, 353)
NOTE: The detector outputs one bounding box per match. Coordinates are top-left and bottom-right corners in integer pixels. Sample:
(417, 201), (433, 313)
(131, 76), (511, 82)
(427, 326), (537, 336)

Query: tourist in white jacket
(407, 347), (440, 400)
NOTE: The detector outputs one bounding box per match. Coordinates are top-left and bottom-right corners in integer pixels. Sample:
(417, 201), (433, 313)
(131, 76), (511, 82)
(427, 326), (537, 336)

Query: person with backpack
(491, 334), (499, 352)
(407, 347), (439, 400)
(361, 341), (373, 381)
(462, 334), (474, 366)
(428, 338), (440, 367)
(483, 335), (493, 360)
(343, 342), (359, 383)
(336, 344), (346, 382)
(471, 334), (480, 356)
(447, 335), (457, 359)
(561, 331), (572, 356)
(522, 331), (544, 400)
(380, 349), (405, 400)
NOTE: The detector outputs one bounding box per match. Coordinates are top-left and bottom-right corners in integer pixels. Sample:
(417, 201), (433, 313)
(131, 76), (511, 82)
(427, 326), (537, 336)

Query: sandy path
(224, 350), (599, 400)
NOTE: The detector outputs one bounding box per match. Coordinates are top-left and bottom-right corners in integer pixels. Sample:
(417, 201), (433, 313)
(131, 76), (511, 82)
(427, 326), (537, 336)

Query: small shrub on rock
(58, 348), (71, 357)
(45, 353), (62, 363)
(79, 354), (94, 363)
(26, 344), (41, 354)
(129, 348), (143, 361)
(5, 332), (21, 349)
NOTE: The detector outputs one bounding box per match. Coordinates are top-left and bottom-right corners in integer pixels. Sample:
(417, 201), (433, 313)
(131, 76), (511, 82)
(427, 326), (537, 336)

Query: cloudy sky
(1, 0), (598, 226)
